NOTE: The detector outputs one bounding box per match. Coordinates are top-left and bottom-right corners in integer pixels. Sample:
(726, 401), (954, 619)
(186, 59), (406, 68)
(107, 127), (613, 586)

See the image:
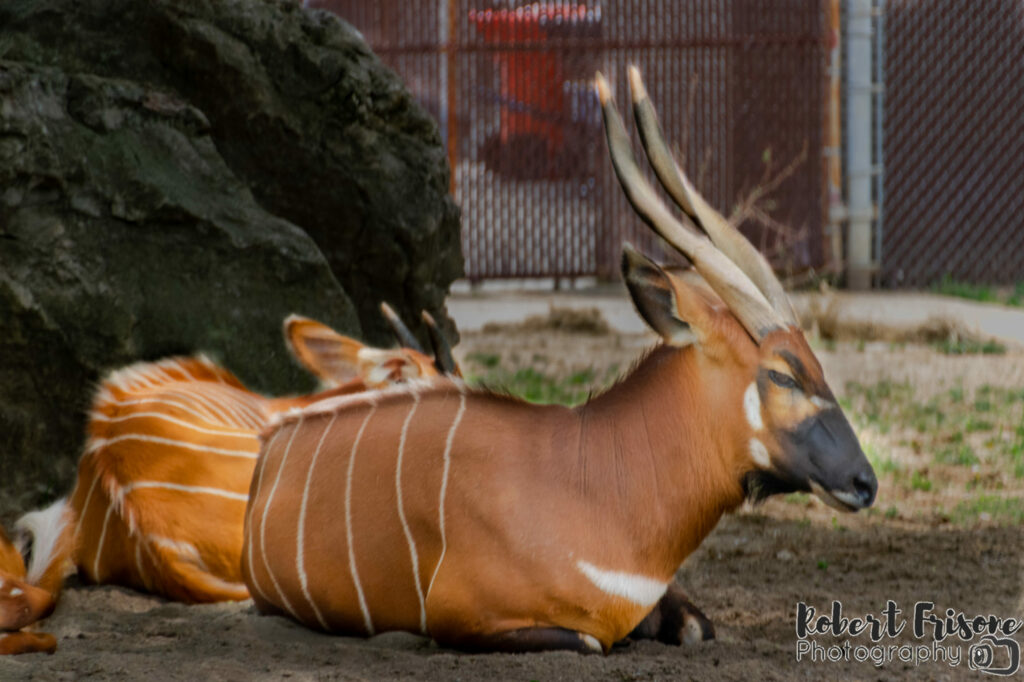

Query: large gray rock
(0, 61), (359, 508)
(0, 0), (462, 509)
(0, 0), (463, 345)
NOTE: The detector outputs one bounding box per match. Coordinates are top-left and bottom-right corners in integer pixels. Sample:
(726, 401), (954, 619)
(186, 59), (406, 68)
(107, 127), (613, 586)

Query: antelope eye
(768, 370), (799, 390)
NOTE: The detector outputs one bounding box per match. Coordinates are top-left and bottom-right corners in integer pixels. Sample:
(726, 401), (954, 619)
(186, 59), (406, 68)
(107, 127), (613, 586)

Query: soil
(2, 321), (1022, 681)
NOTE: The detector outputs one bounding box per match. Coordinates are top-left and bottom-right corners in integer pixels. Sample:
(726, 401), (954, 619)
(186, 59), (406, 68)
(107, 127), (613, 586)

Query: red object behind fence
(468, 5), (591, 154)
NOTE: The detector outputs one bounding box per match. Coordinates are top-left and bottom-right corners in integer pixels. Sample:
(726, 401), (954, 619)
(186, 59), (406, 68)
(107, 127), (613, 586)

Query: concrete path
(448, 287), (1024, 349)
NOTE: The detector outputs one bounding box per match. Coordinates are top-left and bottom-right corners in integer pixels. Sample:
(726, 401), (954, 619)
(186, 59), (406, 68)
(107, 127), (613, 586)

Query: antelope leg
(625, 582), (715, 646)
(448, 626), (604, 654)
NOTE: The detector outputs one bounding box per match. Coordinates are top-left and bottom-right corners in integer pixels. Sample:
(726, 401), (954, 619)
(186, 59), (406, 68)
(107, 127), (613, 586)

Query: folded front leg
(625, 582), (715, 646)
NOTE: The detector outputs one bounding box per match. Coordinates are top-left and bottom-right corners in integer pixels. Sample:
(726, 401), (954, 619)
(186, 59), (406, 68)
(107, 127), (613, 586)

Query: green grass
(952, 495), (1024, 525)
(932, 338), (1006, 355)
(932, 274), (1024, 308)
(909, 470), (933, 492)
(932, 275), (999, 303)
(468, 367), (593, 406)
(464, 361), (621, 407)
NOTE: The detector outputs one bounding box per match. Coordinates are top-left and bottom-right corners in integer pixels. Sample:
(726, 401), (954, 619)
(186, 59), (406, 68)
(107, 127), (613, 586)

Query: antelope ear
(282, 315), (363, 386)
(622, 245), (710, 347)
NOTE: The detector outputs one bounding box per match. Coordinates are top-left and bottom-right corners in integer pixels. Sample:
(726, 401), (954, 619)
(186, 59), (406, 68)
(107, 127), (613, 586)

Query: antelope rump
(0, 311), (454, 654)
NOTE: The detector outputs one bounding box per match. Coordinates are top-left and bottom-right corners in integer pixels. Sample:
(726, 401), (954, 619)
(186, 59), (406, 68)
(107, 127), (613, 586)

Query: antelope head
(599, 68), (877, 512)
(284, 305), (460, 390)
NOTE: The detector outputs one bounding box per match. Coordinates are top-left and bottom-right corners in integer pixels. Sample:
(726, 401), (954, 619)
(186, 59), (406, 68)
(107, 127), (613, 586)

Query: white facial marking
(809, 480), (858, 512)
(749, 438), (771, 469)
(810, 395), (835, 410)
(576, 560), (667, 608)
(9, 587), (23, 598)
(743, 382), (763, 431)
(580, 633), (603, 653)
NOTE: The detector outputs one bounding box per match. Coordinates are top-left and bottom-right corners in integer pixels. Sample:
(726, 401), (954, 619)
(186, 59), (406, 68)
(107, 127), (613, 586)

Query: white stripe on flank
(163, 389), (235, 426)
(122, 480), (249, 502)
(200, 385), (264, 429)
(135, 541), (148, 589)
(296, 411), (337, 630)
(259, 417), (303, 620)
(93, 502), (116, 582)
(426, 390), (467, 600)
(743, 382), (763, 431)
(101, 397), (223, 427)
(75, 474), (101, 543)
(576, 560), (667, 608)
(245, 427), (284, 606)
(88, 411), (258, 439)
(345, 407), (377, 635)
(195, 387), (252, 427)
(97, 433), (258, 459)
(395, 391), (427, 634)
(170, 358), (197, 381)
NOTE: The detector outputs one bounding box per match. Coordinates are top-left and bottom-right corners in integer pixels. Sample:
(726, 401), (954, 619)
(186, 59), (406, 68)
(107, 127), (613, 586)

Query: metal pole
(845, 0), (875, 289)
(873, 0), (885, 286)
(825, 0), (845, 276)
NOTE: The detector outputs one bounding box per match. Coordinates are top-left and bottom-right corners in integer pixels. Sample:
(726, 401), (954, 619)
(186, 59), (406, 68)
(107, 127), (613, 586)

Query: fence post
(844, 0), (875, 289)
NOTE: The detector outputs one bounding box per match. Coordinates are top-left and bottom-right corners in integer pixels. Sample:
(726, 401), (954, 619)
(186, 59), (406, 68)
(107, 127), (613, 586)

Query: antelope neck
(571, 345), (747, 574)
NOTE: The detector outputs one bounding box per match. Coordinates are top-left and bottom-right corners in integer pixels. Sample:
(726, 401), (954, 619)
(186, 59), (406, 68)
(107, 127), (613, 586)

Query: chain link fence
(314, 0), (831, 281)
(882, 0), (1024, 287)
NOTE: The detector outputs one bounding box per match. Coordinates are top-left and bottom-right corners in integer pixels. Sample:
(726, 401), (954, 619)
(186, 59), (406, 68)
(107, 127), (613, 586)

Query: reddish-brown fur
(243, 287), (802, 651)
(0, 528), (56, 655)
(1, 321), (445, 654)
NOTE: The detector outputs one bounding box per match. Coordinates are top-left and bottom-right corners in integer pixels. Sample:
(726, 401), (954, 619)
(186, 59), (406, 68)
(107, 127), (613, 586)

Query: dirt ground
(2, 318), (1023, 681)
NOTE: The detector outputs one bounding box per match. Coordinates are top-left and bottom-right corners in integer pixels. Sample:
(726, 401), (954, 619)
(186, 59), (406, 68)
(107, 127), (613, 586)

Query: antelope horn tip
(627, 65), (648, 103)
(594, 71), (612, 104)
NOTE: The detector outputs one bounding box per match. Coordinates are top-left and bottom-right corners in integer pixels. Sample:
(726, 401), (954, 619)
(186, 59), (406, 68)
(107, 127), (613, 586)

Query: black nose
(852, 469), (877, 507)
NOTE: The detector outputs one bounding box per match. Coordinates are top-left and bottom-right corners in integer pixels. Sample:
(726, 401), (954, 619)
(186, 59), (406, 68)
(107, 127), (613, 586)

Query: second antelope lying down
(242, 68), (878, 653)
(2, 311), (452, 652)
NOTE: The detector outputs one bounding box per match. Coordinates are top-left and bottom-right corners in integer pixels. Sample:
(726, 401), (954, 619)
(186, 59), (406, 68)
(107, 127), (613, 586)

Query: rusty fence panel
(313, 1), (830, 281)
(882, 0), (1024, 287)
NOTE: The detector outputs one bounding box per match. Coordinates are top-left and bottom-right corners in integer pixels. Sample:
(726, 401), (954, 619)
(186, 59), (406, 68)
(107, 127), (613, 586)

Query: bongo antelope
(240, 67), (877, 653)
(3, 310), (454, 651)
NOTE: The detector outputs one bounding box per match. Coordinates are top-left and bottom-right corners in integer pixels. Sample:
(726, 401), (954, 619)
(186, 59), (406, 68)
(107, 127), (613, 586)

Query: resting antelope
(2, 309), (454, 652)
(241, 67), (877, 654)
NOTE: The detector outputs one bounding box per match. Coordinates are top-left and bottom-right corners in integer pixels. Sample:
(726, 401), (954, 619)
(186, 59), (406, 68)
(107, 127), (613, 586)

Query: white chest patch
(576, 560), (667, 608)
(750, 437), (772, 469)
(743, 382), (763, 431)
